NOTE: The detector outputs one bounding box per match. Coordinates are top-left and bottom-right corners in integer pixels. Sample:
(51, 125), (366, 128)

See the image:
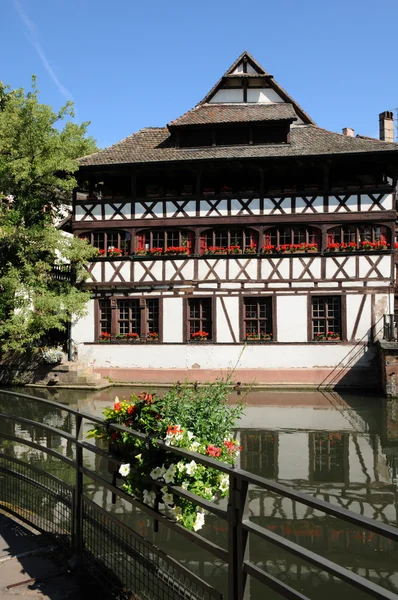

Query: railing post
(73, 412), (83, 562)
(228, 471), (248, 600)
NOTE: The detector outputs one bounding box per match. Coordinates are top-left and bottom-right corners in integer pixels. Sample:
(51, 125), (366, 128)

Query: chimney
(379, 111), (394, 142)
(342, 127), (355, 137)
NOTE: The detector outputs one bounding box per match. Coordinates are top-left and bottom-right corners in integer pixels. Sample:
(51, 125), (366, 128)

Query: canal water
(0, 386), (397, 599)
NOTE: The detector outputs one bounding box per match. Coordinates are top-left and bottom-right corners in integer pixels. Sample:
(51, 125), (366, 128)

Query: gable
(198, 51), (315, 125)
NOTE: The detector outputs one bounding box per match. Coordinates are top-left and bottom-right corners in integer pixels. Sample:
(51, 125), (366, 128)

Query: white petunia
(169, 505), (183, 522)
(161, 486), (174, 507)
(119, 463), (130, 477)
(187, 431), (194, 440)
(163, 464), (177, 484)
(143, 489), (156, 508)
(176, 461), (186, 473)
(193, 510), (205, 532)
(219, 474), (229, 493)
(185, 460), (197, 475)
(150, 465), (165, 480)
(181, 481), (189, 490)
(190, 441), (200, 452)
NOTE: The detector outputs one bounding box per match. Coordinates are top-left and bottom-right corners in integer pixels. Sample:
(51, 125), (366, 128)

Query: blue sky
(2, 0), (398, 149)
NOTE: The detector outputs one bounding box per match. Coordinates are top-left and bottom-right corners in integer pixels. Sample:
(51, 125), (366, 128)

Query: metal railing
(1, 389), (398, 600)
(383, 314), (398, 342)
(50, 263), (76, 283)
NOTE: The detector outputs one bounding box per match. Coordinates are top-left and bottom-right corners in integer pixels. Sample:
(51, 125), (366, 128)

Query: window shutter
(136, 233), (145, 250)
(327, 231), (335, 244)
(200, 234), (207, 254)
(380, 226), (387, 244)
(186, 231), (193, 254)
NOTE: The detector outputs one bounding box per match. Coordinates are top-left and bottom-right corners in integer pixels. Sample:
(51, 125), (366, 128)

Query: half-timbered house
(72, 52), (398, 387)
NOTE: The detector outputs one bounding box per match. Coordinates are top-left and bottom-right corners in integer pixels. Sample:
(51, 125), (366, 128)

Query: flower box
(203, 189), (215, 196)
(245, 246), (258, 255)
(191, 331), (209, 342)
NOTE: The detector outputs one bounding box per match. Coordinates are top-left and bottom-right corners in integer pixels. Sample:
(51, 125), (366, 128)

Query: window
(81, 231), (130, 256)
(310, 432), (346, 483)
(311, 296), (341, 340)
(96, 298), (160, 340)
(186, 298), (213, 341)
(240, 431), (277, 478)
(136, 230), (193, 254)
(99, 299), (111, 334)
(327, 224), (389, 247)
(243, 297), (273, 340)
(265, 226), (320, 248)
(201, 228), (258, 253)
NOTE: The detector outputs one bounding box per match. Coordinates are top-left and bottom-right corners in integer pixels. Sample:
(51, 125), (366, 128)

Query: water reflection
(1, 387), (398, 599)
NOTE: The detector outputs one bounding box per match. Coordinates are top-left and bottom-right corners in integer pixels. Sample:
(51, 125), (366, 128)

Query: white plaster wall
(346, 294), (371, 341)
(162, 297), (183, 342)
(358, 255), (391, 279)
(72, 299), (95, 343)
(276, 296), (307, 342)
(216, 296), (239, 343)
(278, 433), (309, 480)
(209, 89), (244, 103)
(374, 293), (393, 339)
(238, 407), (369, 432)
(77, 342), (375, 370)
(247, 89), (283, 103)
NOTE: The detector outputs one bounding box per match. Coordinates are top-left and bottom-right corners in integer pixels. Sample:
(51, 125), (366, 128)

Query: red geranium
(207, 445), (222, 457)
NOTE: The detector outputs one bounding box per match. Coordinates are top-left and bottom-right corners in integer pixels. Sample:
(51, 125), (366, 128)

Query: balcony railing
(383, 314), (398, 341)
(50, 264), (76, 283)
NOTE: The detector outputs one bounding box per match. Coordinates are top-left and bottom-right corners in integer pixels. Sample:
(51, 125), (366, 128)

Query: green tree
(0, 78), (97, 353)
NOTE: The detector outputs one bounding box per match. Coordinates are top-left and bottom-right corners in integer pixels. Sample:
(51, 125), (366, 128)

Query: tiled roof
(79, 125), (398, 168)
(168, 103), (297, 127)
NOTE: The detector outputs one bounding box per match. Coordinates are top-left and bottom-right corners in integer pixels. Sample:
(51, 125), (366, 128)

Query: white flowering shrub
(41, 346), (65, 364)
(88, 382), (244, 532)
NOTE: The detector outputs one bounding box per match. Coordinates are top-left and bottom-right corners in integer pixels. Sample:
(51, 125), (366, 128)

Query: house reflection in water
(237, 391), (398, 598)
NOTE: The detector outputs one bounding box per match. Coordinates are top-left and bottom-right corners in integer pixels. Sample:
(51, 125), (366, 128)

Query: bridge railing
(0, 389), (398, 600)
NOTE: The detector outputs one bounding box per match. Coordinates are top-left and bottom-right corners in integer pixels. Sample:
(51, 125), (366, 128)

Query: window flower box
(245, 245), (258, 255)
(360, 241), (389, 251)
(165, 190), (178, 197)
(226, 245), (242, 255)
(149, 247), (163, 256)
(135, 249), (148, 256)
(246, 333), (273, 342)
(220, 185), (233, 194)
(313, 332), (340, 342)
(165, 246), (189, 256)
(147, 332), (159, 342)
(191, 331), (209, 341)
(261, 245), (275, 255)
(203, 188), (215, 196)
(108, 248), (123, 257)
(115, 333), (140, 342)
(204, 246), (227, 255)
(99, 332), (111, 343)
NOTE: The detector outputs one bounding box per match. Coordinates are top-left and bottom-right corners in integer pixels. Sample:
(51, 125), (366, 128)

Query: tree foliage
(0, 78), (97, 352)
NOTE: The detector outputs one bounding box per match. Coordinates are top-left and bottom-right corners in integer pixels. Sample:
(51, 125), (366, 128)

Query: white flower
(163, 464), (177, 484)
(143, 489), (156, 508)
(193, 510), (205, 532)
(161, 486), (174, 506)
(181, 481), (189, 490)
(187, 431), (194, 440)
(190, 441), (200, 452)
(119, 463), (130, 477)
(185, 460), (197, 475)
(176, 461), (186, 473)
(169, 505), (183, 522)
(150, 465), (165, 480)
(219, 474), (229, 493)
